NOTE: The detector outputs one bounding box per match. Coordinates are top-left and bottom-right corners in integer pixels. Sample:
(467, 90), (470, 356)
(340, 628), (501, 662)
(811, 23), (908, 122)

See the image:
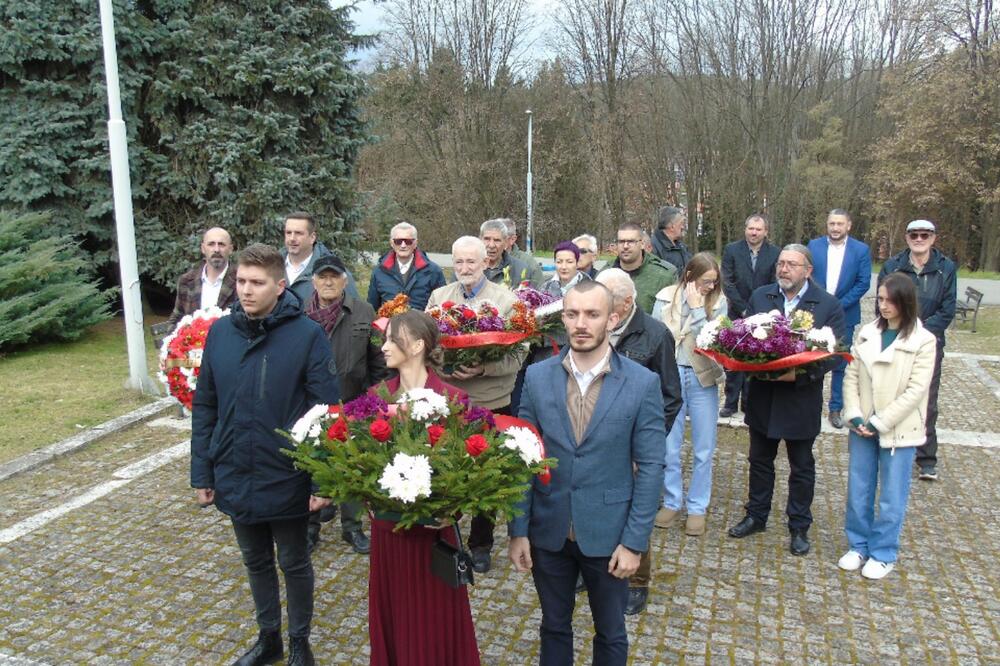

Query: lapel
(813, 238), (829, 288)
(580, 353), (627, 446)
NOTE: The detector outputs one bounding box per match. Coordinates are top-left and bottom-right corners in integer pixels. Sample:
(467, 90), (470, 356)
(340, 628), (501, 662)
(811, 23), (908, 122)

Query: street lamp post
(525, 109), (533, 253)
(98, 0), (156, 394)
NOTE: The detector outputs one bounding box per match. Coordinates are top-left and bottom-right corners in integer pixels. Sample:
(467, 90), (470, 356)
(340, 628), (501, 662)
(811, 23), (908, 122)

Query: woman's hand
(850, 423), (876, 438)
(684, 281), (704, 308)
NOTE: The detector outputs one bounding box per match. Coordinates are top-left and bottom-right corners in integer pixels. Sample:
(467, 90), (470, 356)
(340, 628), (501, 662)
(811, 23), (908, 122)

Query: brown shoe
(654, 506), (679, 529)
(685, 514), (706, 536)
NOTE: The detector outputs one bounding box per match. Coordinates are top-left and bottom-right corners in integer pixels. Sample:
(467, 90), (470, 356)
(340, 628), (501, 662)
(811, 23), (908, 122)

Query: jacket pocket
(604, 487), (632, 504)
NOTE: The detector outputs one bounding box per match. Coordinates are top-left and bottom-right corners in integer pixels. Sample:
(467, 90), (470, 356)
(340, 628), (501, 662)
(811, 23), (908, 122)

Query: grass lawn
(0, 318), (162, 463)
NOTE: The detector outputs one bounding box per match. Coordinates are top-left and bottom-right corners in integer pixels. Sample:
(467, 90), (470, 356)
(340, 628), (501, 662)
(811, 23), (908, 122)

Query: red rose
(539, 467), (552, 486)
(427, 424), (445, 446)
(326, 418), (348, 442)
(465, 434), (489, 457)
(370, 419), (393, 442)
(461, 307), (476, 320)
(442, 300), (455, 309)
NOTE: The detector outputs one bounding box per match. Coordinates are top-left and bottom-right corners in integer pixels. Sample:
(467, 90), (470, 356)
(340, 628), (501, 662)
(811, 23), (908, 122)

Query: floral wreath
(157, 307), (229, 410)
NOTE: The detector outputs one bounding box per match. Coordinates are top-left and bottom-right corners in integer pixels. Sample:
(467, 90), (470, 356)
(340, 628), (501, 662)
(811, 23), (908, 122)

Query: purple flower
(477, 316), (506, 332)
(516, 287), (558, 309)
(463, 405), (496, 429)
(343, 393), (389, 420)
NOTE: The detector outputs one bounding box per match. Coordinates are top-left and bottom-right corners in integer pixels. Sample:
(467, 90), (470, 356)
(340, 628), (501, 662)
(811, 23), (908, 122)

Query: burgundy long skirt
(368, 517), (481, 666)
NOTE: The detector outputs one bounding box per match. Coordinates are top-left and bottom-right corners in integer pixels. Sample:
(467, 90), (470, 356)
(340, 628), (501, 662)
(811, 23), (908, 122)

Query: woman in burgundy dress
(367, 310), (481, 666)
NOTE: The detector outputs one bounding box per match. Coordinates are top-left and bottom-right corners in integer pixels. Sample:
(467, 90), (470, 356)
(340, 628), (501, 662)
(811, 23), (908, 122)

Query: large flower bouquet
(428, 299), (537, 368)
(157, 307), (228, 409)
(695, 309), (850, 378)
(282, 388), (556, 529)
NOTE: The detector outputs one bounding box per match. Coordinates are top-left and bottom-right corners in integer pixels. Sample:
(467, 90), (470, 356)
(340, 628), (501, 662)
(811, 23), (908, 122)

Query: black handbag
(430, 523), (475, 588)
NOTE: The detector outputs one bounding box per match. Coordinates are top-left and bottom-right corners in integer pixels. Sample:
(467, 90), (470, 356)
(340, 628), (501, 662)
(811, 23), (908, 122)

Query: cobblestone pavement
(2, 323), (1000, 665)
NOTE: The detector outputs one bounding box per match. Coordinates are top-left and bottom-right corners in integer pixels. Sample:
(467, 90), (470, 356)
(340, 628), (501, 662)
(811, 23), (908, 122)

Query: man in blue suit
(509, 281), (666, 666)
(807, 209), (871, 428)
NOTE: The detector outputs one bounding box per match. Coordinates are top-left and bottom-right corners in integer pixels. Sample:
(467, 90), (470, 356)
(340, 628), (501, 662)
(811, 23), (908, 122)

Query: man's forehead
(564, 290), (609, 311)
(617, 230), (641, 239)
(203, 229), (230, 244)
(481, 230), (503, 239)
(285, 218), (311, 232)
(780, 250), (806, 263)
(453, 248), (480, 260)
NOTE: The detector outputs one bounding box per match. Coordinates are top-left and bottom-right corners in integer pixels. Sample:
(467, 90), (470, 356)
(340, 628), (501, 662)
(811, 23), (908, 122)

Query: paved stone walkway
(1, 352), (998, 664)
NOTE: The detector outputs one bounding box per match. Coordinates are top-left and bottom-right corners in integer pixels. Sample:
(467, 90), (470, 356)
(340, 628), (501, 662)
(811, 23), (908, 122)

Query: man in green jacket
(503, 218), (546, 288)
(609, 222), (678, 314)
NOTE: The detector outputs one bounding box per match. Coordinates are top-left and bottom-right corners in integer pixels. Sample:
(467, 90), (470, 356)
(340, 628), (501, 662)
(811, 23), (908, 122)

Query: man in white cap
(877, 219), (957, 481)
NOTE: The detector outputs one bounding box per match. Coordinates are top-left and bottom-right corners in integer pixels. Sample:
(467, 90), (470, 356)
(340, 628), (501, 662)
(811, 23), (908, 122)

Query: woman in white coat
(839, 272), (937, 579)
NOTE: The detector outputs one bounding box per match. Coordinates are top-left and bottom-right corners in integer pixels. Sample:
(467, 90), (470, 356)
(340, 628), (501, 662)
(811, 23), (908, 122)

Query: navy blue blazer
(721, 240), (780, 318)
(744, 280), (846, 440)
(806, 236), (871, 327)
(510, 349), (666, 557)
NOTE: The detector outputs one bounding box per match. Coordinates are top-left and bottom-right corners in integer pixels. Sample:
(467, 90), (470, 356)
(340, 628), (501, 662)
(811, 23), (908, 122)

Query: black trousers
(916, 342), (944, 468)
(745, 428), (817, 531)
(231, 516), (314, 638)
(723, 370), (748, 412)
(531, 540), (629, 666)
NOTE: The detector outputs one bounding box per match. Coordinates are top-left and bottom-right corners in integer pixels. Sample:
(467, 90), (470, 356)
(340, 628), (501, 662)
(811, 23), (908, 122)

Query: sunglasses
(392, 238), (416, 246)
(907, 232), (933, 240)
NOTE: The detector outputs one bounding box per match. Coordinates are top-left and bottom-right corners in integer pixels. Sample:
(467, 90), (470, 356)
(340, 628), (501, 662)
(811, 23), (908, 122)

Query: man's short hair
(572, 233), (597, 249)
(390, 221), (418, 239)
(565, 279), (614, 311)
(657, 206), (685, 230)
(452, 236), (487, 259)
(238, 243), (286, 282)
(501, 218), (518, 236)
(828, 208), (852, 222)
(617, 222), (644, 235)
(782, 243), (813, 267)
(595, 268), (637, 306)
(745, 213), (769, 229)
(480, 218), (511, 239)
(285, 212), (316, 233)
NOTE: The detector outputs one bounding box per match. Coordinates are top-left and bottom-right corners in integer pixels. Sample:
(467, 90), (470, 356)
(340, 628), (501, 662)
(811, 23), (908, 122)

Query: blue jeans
(844, 432), (916, 563)
(829, 324), (856, 412)
(663, 366), (719, 515)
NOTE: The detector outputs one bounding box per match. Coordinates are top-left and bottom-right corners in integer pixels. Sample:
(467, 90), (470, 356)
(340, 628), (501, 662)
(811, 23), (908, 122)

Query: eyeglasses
(776, 260), (805, 269)
(392, 238), (415, 246)
(907, 232), (933, 240)
(696, 278), (717, 287)
(616, 239), (642, 246)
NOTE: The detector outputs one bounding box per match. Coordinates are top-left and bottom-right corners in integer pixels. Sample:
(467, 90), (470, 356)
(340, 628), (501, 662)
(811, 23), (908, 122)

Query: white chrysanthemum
(535, 299), (564, 318)
(397, 388), (450, 422)
(806, 326), (837, 353)
(696, 317), (724, 348)
(379, 452), (433, 503)
(751, 327), (769, 340)
(290, 404), (331, 443)
(743, 311), (779, 327)
(502, 426), (544, 465)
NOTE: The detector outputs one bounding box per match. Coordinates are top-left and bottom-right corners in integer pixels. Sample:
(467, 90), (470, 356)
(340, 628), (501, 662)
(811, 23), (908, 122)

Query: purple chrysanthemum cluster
(462, 404), (497, 429)
(714, 317), (806, 360)
(343, 393), (389, 420)
(477, 315), (506, 332)
(516, 286), (558, 309)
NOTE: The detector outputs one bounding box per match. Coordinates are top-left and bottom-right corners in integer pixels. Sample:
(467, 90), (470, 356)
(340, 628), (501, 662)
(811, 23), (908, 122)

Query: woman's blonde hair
(676, 252), (723, 318)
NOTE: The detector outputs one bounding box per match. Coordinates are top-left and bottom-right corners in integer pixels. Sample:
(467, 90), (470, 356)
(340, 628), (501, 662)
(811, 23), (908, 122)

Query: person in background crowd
(610, 222), (677, 314)
(509, 281), (666, 666)
(728, 244), (845, 557)
(191, 243), (340, 666)
(597, 269), (682, 616)
(480, 219), (531, 288)
(504, 218), (546, 288)
(807, 209), (872, 429)
(839, 273), (937, 580)
(305, 255), (389, 555)
(877, 219), (957, 481)
(167, 227), (237, 326)
(426, 236), (527, 574)
(367, 221), (447, 312)
(654, 253), (727, 538)
(719, 214), (780, 417)
(541, 241), (592, 298)
(650, 206), (692, 273)
(572, 234), (600, 278)
(281, 212), (360, 305)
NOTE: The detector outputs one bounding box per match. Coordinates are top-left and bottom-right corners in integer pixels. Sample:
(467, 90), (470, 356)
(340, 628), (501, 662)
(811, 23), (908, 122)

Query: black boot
(232, 630), (282, 666)
(287, 636), (315, 666)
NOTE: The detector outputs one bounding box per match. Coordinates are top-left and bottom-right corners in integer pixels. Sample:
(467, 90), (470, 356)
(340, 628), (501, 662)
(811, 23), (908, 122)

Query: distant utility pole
(525, 109), (534, 253)
(98, 0), (157, 395)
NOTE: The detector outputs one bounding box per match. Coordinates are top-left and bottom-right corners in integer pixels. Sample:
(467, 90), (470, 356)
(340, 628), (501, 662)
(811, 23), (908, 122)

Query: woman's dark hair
(387, 310), (444, 365)
(877, 272), (919, 338)
(553, 240), (580, 261)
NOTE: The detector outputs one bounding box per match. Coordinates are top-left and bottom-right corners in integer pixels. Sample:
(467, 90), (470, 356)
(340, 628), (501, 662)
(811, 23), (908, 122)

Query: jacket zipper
(258, 355), (268, 400)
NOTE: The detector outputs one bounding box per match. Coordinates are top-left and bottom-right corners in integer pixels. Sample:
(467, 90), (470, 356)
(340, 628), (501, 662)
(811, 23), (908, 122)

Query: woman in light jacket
(839, 272), (937, 580)
(655, 252), (727, 536)
(540, 240), (591, 298)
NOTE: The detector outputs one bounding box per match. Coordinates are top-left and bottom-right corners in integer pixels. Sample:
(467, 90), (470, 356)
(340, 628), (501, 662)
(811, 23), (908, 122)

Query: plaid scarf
(306, 291), (344, 336)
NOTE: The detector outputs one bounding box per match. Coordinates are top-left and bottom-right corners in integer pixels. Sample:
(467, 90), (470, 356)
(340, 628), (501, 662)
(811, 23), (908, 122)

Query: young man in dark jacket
(191, 243), (340, 666)
(878, 219), (957, 481)
(367, 221), (447, 312)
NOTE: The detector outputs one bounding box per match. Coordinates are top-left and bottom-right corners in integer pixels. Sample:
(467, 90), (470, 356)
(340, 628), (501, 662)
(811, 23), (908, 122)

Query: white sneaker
(838, 550), (867, 571)
(861, 559), (895, 580)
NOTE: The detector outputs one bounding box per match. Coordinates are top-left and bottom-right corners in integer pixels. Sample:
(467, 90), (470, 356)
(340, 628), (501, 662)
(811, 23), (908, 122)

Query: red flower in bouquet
(465, 434), (489, 457)
(327, 418), (349, 442)
(370, 419), (393, 442)
(427, 424), (445, 446)
(157, 307), (228, 410)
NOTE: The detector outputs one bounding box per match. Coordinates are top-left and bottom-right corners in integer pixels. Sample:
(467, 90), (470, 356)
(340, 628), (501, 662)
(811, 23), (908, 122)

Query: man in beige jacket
(426, 235), (527, 572)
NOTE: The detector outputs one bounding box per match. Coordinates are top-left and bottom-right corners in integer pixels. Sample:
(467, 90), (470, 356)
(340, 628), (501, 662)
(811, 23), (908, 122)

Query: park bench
(952, 287), (983, 333)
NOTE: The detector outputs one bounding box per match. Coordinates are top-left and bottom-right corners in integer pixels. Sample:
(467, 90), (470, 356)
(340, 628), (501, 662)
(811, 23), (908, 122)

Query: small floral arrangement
(282, 388), (555, 529)
(515, 282), (564, 340)
(371, 293), (411, 347)
(428, 299), (537, 369)
(696, 309), (846, 378)
(157, 307), (229, 410)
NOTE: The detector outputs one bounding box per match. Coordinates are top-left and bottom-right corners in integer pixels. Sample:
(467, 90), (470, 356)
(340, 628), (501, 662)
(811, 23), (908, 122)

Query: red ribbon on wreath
(439, 331), (534, 348)
(694, 348), (853, 372)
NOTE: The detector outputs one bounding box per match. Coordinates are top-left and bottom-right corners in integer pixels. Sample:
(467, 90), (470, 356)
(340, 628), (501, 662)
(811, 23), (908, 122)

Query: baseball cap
(906, 219), (936, 233)
(313, 255), (347, 275)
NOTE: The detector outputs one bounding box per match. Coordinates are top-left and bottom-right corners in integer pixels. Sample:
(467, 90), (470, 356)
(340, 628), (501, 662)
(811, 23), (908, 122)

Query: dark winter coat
(190, 290), (341, 524)
(367, 249), (447, 313)
(650, 230), (692, 273)
(744, 280), (846, 440)
(878, 248), (957, 345)
(615, 309), (684, 433)
(323, 295), (390, 402)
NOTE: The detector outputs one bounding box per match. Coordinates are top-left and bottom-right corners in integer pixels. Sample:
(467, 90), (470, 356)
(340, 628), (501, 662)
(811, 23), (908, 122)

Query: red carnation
(370, 419), (393, 442)
(327, 418), (348, 442)
(465, 434), (489, 457)
(427, 424), (445, 446)
(461, 307), (476, 320)
(442, 300), (455, 309)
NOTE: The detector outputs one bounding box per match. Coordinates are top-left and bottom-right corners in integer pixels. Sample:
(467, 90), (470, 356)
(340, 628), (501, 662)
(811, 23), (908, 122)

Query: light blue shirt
(783, 280), (809, 316)
(461, 276), (489, 300)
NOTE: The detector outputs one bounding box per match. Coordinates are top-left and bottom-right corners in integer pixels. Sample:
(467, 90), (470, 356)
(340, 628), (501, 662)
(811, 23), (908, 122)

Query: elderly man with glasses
(877, 220), (957, 481)
(573, 234), (601, 278)
(368, 221), (447, 312)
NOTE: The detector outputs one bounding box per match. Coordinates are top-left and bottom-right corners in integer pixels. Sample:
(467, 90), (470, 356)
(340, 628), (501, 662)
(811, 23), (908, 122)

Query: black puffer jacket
(878, 248), (957, 345)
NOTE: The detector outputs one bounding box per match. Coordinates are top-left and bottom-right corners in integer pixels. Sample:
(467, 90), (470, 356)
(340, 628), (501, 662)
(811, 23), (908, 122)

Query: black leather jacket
(615, 308), (683, 432)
